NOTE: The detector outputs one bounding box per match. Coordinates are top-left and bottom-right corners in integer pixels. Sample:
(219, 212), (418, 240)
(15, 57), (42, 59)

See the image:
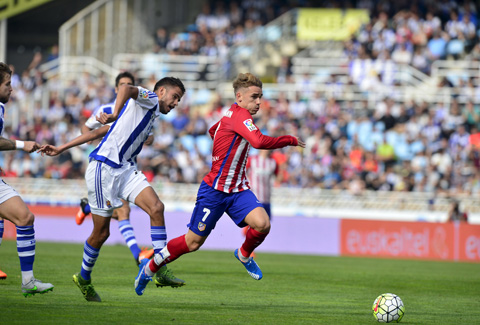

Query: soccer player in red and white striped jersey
(247, 150), (277, 218)
(135, 73), (305, 292)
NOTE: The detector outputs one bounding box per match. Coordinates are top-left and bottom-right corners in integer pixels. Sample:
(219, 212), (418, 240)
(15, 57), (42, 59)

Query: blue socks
(16, 225), (35, 283)
(0, 219), (4, 245)
(80, 241), (99, 281)
(84, 203), (91, 215)
(151, 226), (167, 256)
(118, 220), (141, 260)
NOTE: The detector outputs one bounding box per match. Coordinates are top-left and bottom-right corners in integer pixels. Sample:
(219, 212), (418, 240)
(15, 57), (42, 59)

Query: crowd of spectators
(1, 0), (480, 199)
(3, 69), (480, 197)
(154, 0), (293, 56)
(344, 0), (479, 89)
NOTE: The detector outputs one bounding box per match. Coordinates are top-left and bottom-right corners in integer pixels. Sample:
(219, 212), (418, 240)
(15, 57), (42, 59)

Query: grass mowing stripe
(0, 240), (479, 324)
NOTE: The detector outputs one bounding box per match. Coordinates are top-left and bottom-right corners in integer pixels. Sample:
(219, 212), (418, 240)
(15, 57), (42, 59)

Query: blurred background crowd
(1, 0), (480, 198)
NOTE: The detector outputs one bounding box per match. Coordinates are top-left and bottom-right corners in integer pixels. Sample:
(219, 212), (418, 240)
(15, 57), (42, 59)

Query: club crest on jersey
(106, 200), (112, 208)
(198, 222), (206, 232)
(243, 119), (257, 131)
(140, 89), (149, 99)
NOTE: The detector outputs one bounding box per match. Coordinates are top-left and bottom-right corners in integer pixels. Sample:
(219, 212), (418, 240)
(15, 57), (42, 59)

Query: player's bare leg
(0, 217), (5, 279)
(114, 199), (153, 265)
(73, 214), (110, 302)
(133, 187), (184, 294)
(150, 230), (207, 289)
(0, 197), (54, 295)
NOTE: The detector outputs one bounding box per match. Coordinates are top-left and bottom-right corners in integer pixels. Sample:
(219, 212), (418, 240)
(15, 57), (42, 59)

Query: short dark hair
(115, 71), (135, 87)
(0, 62), (12, 85)
(153, 77), (185, 95)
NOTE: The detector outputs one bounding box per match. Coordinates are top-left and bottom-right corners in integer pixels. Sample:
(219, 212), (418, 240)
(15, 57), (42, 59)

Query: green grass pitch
(0, 240), (479, 324)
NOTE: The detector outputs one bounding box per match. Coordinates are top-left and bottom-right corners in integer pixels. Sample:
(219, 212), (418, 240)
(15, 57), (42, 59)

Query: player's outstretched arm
(38, 125), (110, 156)
(0, 138), (39, 153)
(97, 85), (139, 124)
(231, 112), (302, 149)
(81, 124), (93, 135)
(38, 144), (62, 157)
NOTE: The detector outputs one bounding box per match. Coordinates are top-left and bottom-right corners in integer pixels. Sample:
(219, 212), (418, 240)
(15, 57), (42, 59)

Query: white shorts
(85, 160), (150, 217)
(0, 179), (20, 205)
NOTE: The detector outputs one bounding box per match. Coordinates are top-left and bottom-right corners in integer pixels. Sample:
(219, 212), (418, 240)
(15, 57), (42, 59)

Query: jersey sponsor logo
(224, 110), (233, 118)
(212, 156), (220, 161)
(140, 89), (149, 99)
(243, 119), (257, 131)
(198, 222), (206, 232)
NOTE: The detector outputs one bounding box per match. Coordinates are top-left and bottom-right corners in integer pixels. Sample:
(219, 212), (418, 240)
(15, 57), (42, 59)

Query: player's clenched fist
(96, 112), (114, 124)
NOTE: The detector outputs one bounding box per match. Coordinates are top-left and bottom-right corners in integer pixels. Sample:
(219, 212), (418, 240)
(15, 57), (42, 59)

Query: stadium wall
(2, 205), (479, 263)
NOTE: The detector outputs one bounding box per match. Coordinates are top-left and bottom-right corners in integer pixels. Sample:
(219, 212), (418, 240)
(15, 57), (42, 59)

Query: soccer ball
(372, 293), (405, 323)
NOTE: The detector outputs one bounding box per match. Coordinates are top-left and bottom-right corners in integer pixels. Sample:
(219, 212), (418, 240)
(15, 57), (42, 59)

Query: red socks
(240, 227), (269, 258)
(166, 234), (190, 263)
(146, 228), (268, 274)
(148, 234), (190, 273)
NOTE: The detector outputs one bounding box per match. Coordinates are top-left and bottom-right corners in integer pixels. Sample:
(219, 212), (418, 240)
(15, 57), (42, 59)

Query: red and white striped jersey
(247, 154), (278, 203)
(203, 103), (297, 193)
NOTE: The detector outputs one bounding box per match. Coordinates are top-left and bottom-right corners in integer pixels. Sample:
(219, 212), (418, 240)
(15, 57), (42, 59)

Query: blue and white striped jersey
(0, 103), (5, 137)
(85, 103), (114, 130)
(89, 86), (159, 168)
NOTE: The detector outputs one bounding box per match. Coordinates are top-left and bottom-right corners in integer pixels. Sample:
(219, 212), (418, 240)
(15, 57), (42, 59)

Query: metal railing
(228, 9), (300, 79)
(112, 53), (222, 89)
(431, 60), (480, 80)
(59, 0), (147, 65)
(215, 80), (479, 108)
(58, 0), (201, 66)
(4, 178), (479, 216)
(290, 57), (431, 87)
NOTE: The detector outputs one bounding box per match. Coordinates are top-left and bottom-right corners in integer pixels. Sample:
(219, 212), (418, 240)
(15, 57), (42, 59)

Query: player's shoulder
(228, 105), (251, 119)
(93, 102), (114, 116)
(137, 86), (157, 99)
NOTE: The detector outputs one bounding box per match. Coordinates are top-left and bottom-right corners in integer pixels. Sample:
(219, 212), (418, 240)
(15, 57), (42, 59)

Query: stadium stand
(2, 0), (480, 218)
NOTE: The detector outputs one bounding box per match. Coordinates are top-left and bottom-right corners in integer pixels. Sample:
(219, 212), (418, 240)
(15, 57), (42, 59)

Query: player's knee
(16, 211), (35, 226)
(258, 223), (271, 233)
(93, 227), (110, 244)
(185, 234), (205, 252)
(255, 219), (271, 233)
(187, 241), (203, 252)
(115, 208), (130, 221)
(97, 229), (110, 244)
(150, 200), (165, 218)
(122, 205), (131, 216)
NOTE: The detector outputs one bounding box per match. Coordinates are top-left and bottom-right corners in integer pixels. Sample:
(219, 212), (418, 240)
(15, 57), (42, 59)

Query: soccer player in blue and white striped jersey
(39, 77), (186, 301)
(0, 62), (54, 296)
(76, 72), (155, 266)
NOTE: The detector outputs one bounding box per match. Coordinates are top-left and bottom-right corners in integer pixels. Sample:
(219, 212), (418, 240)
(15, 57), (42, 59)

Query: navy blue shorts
(262, 203), (271, 219)
(188, 181), (264, 236)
